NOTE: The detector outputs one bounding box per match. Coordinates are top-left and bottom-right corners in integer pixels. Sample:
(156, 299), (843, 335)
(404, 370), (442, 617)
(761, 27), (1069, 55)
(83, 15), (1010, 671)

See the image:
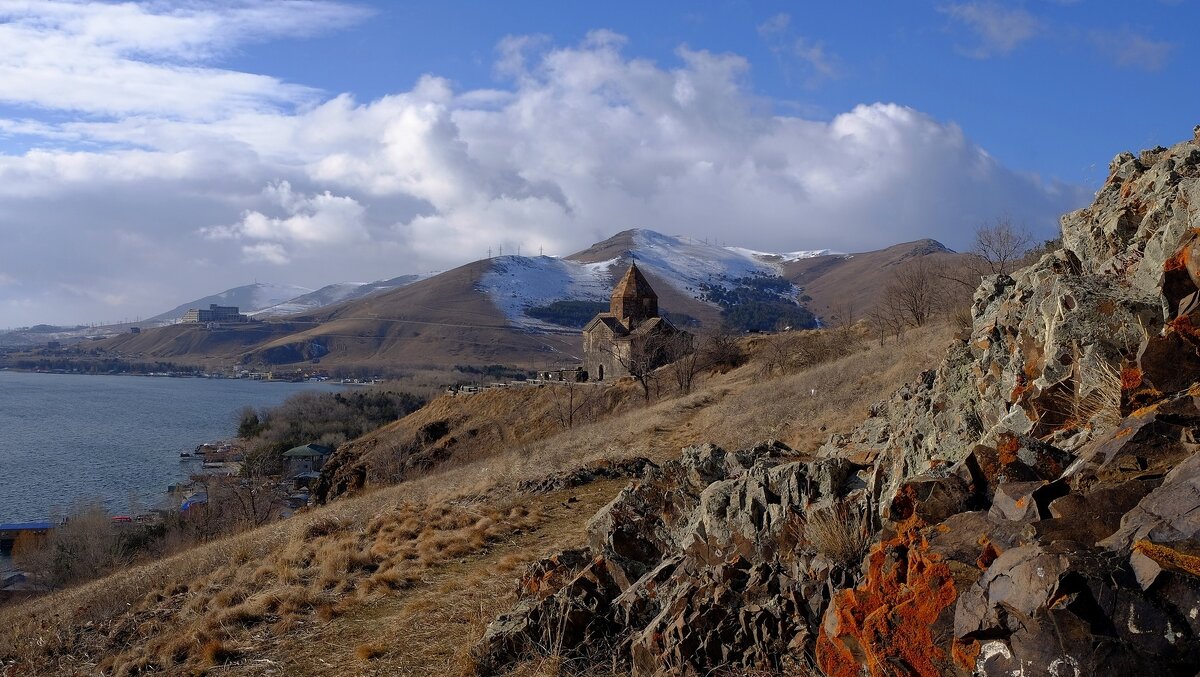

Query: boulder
(1066, 391), (1200, 491)
(954, 541), (1200, 675)
(517, 457), (657, 493)
(1102, 449), (1200, 552)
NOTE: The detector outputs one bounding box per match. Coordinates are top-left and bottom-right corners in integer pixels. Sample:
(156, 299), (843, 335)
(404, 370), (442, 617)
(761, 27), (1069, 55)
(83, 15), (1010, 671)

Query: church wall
(583, 326), (631, 381)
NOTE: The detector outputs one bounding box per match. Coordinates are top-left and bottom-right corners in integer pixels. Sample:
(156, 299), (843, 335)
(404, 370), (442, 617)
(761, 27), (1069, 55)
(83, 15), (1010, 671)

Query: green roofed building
(283, 443), (333, 477)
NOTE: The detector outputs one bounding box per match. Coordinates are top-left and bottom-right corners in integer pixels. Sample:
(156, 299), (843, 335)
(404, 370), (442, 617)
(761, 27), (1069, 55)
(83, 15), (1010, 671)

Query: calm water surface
(0, 371), (346, 523)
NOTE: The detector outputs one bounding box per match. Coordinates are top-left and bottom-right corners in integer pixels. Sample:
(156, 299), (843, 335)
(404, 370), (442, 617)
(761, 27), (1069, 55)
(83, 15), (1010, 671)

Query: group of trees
(12, 476), (286, 591)
(869, 219), (1042, 340)
(238, 389), (425, 476)
(699, 275), (819, 333)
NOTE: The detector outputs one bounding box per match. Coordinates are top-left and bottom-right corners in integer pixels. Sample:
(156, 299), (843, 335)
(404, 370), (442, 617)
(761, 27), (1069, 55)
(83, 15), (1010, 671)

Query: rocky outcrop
(475, 130), (1200, 675)
(474, 441), (875, 674)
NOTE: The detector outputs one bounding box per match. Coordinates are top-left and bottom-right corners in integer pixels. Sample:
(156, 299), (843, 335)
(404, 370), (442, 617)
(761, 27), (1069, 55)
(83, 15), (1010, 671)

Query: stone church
(582, 262), (681, 381)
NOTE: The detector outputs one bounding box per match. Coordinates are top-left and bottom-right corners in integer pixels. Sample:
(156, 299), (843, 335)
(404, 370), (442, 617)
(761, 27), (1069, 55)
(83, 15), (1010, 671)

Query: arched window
(598, 364), (604, 381)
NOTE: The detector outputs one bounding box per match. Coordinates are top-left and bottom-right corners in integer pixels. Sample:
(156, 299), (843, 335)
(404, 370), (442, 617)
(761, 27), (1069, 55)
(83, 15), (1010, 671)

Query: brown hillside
(243, 260), (581, 369)
(783, 238), (968, 321)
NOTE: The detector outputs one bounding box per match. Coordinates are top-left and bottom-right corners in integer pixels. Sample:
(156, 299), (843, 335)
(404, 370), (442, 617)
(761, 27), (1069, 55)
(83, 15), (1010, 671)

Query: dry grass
(0, 322), (953, 676)
(1073, 358), (1123, 429)
(804, 501), (873, 569)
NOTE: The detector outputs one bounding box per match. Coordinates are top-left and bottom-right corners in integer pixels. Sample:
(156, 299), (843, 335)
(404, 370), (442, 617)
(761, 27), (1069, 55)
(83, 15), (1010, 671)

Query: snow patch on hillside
(250, 274), (431, 318)
(723, 246), (842, 262)
(481, 256), (617, 331)
(631, 230), (774, 295)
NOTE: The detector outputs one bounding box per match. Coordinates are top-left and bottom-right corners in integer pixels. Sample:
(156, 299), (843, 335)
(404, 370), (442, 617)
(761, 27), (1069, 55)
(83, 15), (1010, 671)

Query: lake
(0, 371), (347, 523)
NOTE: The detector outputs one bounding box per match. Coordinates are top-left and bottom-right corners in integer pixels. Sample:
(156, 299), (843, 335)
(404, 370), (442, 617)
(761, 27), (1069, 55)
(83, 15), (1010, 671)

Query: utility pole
(499, 245), (503, 256)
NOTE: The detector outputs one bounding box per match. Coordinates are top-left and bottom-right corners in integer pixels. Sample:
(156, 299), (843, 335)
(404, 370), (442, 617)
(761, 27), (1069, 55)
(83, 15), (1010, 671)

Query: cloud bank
(0, 2), (1090, 326)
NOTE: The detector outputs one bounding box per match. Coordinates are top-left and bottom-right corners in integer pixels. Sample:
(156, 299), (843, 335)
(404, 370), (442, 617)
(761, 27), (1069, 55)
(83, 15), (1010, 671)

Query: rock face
(474, 131), (1200, 675)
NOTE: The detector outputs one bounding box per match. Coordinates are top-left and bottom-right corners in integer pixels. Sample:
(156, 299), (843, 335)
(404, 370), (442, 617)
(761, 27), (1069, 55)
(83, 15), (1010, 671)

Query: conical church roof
(611, 262), (657, 302)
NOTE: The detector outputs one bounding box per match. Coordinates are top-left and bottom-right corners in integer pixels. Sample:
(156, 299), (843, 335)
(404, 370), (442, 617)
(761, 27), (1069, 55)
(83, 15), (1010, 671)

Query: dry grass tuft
(1074, 359), (1123, 429)
(200, 638), (237, 666)
(355, 642), (387, 661)
(805, 501), (873, 569)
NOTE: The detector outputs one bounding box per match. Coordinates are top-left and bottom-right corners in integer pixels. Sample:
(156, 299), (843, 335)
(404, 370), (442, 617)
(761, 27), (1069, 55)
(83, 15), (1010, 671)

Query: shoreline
(0, 373), (349, 524)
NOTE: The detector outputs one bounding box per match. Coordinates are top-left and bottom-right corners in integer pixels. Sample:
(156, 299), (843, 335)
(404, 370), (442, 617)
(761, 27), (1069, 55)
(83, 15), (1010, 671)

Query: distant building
(283, 443), (334, 477)
(181, 304), (247, 323)
(582, 262), (682, 381)
(0, 522), (53, 558)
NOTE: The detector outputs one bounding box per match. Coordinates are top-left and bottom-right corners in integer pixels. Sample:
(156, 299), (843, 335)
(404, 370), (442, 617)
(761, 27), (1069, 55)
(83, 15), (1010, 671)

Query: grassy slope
(0, 323), (953, 676)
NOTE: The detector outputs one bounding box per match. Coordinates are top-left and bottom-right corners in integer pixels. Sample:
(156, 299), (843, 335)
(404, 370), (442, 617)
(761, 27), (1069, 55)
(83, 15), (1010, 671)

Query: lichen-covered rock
(1102, 448), (1200, 552)
(1065, 389), (1200, 490)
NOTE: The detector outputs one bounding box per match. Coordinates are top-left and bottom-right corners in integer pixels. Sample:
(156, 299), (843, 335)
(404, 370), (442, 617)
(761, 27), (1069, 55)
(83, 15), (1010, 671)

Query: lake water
(0, 371), (347, 523)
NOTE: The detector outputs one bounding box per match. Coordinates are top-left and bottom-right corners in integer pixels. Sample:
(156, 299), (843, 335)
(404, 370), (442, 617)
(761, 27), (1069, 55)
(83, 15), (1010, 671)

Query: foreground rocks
(475, 130), (1200, 675)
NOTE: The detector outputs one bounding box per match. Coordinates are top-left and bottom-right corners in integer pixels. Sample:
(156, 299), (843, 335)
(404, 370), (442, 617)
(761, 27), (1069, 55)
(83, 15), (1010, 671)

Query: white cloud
(1091, 29), (1173, 72)
(241, 242), (291, 265)
(940, 2), (1041, 58)
(0, 0), (368, 119)
(204, 181), (370, 253)
(757, 12), (841, 87)
(0, 8), (1089, 326)
(757, 13), (791, 38)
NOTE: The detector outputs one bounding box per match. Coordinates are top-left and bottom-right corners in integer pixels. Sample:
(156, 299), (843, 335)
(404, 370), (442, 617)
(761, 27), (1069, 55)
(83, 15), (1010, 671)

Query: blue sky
(226, 1), (1195, 185)
(0, 0), (1195, 326)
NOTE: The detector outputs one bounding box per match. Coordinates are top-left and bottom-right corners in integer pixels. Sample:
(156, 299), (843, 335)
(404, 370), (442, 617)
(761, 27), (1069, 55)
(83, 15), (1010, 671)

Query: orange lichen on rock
(1167, 314), (1200, 346)
(976, 538), (1001, 570)
(1120, 366), (1143, 391)
(996, 434), (1020, 466)
(952, 638), (981, 671)
(1163, 245), (1189, 272)
(816, 521), (960, 677)
(1134, 540), (1200, 578)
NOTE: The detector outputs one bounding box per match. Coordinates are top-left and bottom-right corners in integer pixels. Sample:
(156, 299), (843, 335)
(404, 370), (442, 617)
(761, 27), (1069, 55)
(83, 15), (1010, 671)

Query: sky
(0, 0), (1196, 327)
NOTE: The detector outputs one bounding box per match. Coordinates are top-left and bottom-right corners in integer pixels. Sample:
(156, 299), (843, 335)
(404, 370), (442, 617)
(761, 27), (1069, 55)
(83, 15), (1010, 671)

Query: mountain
(92, 229), (963, 369)
(484, 229), (838, 331)
(250, 275), (423, 318)
(146, 282), (314, 324)
(780, 238), (961, 322)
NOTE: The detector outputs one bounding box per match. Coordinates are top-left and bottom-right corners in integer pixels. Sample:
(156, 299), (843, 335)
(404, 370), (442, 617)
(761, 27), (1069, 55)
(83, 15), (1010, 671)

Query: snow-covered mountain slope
(147, 283), (314, 324)
(251, 275), (423, 318)
(480, 256), (617, 332)
(480, 229), (839, 330)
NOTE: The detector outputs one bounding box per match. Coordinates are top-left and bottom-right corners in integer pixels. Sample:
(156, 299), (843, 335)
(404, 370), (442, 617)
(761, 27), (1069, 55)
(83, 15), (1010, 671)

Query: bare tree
(973, 217), (1032, 277)
(699, 328), (746, 370)
(936, 217), (1032, 293)
(601, 334), (669, 403)
(759, 331), (805, 377)
(551, 380), (599, 429)
(15, 503), (125, 590)
(662, 332), (700, 394)
(828, 301), (856, 329)
(883, 257), (939, 327)
(182, 475), (285, 541)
